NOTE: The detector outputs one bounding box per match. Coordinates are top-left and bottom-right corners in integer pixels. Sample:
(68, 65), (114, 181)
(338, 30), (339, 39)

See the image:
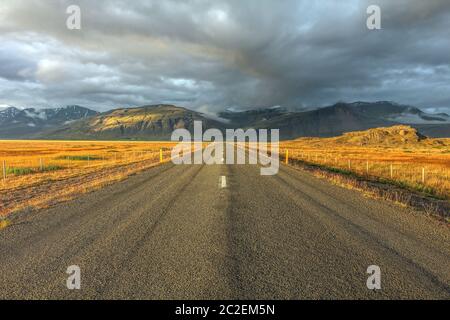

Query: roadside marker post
(285, 149), (289, 165)
(160, 149), (163, 163)
(390, 164), (393, 179)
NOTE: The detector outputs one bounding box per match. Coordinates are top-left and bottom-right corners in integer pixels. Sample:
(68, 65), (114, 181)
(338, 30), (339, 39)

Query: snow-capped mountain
(346, 101), (450, 124)
(0, 104), (15, 111)
(0, 105), (99, 138)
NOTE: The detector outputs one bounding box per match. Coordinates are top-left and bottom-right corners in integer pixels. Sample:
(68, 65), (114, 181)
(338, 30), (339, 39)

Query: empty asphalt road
(0, 148), (449, 299)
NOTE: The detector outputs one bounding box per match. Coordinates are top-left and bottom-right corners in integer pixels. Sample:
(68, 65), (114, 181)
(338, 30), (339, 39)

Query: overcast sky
(0, 0), (449, 113)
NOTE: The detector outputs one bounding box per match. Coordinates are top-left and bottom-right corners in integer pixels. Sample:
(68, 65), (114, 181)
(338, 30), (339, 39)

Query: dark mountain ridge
(220, 101), (450, 139)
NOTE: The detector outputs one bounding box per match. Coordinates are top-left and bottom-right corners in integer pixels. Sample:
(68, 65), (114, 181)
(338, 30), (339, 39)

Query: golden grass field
(280, 138), (450, 200)
(0, 140), (176, 217)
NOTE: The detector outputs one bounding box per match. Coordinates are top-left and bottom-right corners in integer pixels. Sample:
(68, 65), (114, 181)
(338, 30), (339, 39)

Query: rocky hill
(334, 125), (427, 146)
(295, 125), (449, 148)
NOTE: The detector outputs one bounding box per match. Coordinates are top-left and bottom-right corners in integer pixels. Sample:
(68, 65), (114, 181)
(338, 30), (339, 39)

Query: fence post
(2, 160), (6, 182)
(160, 149), (163, 163)
(285, 149), (289, 165)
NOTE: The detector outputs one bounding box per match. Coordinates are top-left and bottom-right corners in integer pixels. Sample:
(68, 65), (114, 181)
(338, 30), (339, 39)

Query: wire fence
(1, 148), (173, 190)
(281, 148), (450, 199)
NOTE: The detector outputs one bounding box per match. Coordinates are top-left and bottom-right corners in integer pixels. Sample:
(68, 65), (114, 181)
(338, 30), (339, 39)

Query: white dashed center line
(220, 176), (227, 188)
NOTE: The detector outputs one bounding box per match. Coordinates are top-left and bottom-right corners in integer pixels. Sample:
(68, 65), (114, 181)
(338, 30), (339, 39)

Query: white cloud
(36, 59), (66, 83)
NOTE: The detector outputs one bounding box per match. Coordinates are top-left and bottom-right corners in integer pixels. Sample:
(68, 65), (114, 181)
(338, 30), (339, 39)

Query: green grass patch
(5, 165), (65, 176)
(411, 184), (438, 197)
(6, 167), (34, 176)
(56, 155), (102, 161)
(42, 165), (65, 172)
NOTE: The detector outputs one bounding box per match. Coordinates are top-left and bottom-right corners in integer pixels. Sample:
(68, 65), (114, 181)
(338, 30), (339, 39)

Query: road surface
(0, 148), (449, 299)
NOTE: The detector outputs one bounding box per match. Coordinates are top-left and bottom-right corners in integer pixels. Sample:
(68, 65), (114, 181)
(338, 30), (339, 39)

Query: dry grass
(0, 140), (177, 217)
(280, 138), (450, 200)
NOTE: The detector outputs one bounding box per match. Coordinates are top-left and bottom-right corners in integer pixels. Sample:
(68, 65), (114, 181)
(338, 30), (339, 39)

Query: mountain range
(0, 105), (98, 138)
(219, 101), (450, 139)
(0, 101), (448, 140)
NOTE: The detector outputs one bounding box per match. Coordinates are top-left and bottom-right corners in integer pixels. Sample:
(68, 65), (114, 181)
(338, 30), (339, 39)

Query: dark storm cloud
(0, 0), (449, 113)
